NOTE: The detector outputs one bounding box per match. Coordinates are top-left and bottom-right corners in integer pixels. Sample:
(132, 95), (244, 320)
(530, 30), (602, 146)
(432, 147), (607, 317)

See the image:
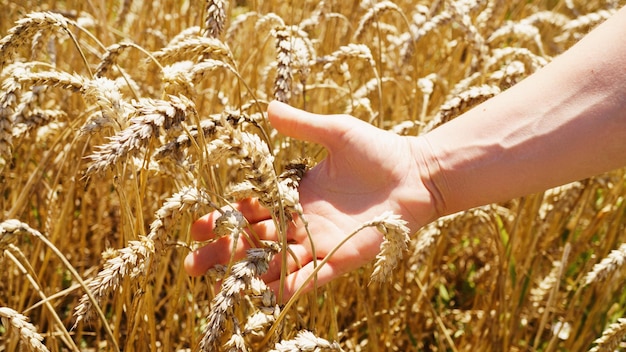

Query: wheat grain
(272, 26), (317, 104)
(2, 1), (623, 350)
(203, 0), (227, 39)
(487, 60), (526, 88)
(0, 12), (71, 70)
(583, 243), (626, 286)
(401, 10), (453, 64)
(254, 13), (285, 33)
(73, 236), (155, 326)
(213, 210), (247, 247)
(190, 58), (235, 83)
(409, 219), (443, 270)
(521, 11), (570, 29)
(488, 21), (545, 56)
(299, 1), (332, 32)
(557, 9), (616, 43)
(538, 181), (584, 221)
(29, 30), (53, 63)
(200, 126), (291, 216)
(152, 36), (232, 64)
(85, 95), (193, 174)
(13, 109), (67, 137)
(0, 219), (26, 251)
(0, 306), (49, 352)
(485, 47), (549, 74)
(369, 211), (411, 284)
(15, 69), (85, 92)
(424, 84), (501, 132)
(11, 86), (66, 136)
(154, 118), (221, 162)
(167, 26), (202, 46)
(270, 330), (343, 352)
(589, 318), (626, 352)
(200, 245), (279, 352)
(114, 0), (133, 28)
(450, 0), (488, 66)
(79, 77), (129, 134)
(95, 42), (135, 78)
(529, 261), (561, 310)
(273, 26), (293, 103)
(162, 61), (196, 97)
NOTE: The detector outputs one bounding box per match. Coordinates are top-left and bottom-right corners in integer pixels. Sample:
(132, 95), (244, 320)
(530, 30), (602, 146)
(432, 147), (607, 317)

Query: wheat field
(1, 0), (626, 351)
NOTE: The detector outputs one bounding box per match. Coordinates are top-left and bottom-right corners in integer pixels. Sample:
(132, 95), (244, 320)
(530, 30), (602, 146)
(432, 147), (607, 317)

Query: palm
(184, 102), (433, 300)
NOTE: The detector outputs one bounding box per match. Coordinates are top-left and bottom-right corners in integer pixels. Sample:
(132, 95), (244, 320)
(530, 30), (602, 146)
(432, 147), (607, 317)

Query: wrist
(392, 135), (447, 232)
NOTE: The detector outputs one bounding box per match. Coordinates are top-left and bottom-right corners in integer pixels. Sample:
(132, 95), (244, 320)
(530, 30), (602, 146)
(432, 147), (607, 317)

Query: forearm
(416, 6), (626, 217)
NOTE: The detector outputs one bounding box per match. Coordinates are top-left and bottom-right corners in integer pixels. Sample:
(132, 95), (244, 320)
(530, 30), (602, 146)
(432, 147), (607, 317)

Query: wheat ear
(199, 244), (279, 351)
(424, 85), (501, 132)
(152, 36), (232, 64)
(0, 306), (49, 352)
(94, 42), (135, 77)
(270, 330), (343, 352)
(583, 242), (626, 286)
(203, 0), (227, 38)
(85, 95), (194, 174)
(74, 186), (215, 326)
(273, 26), (294, 103)
(369, 211), (411, 283)
(589, 318), (626, 352)
(0, 12), (71, 70)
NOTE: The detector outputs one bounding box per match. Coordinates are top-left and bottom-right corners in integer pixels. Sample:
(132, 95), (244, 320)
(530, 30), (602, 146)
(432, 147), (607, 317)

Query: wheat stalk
(354, 1), (401, 41)
(225, 11), (258, 44)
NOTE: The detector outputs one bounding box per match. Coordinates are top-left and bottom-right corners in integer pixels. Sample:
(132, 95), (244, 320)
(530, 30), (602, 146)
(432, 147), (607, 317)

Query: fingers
(267, 260), (341, 303)
(185, 219), (284, 276)
(185, 203), (307, 276)
(184, 236), (238, 276)
(190, 198), (271, 241)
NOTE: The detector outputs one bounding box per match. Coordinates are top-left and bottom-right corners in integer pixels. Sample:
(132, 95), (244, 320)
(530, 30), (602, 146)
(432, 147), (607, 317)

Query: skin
(185, 6), (626, 302)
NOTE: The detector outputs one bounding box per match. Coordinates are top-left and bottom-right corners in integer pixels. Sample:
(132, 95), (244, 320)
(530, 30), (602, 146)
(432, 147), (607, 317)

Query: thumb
(267, 101), (360, 149)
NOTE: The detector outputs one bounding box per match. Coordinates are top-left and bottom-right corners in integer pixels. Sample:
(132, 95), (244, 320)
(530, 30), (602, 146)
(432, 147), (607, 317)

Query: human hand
(184, 101), (436, 301)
